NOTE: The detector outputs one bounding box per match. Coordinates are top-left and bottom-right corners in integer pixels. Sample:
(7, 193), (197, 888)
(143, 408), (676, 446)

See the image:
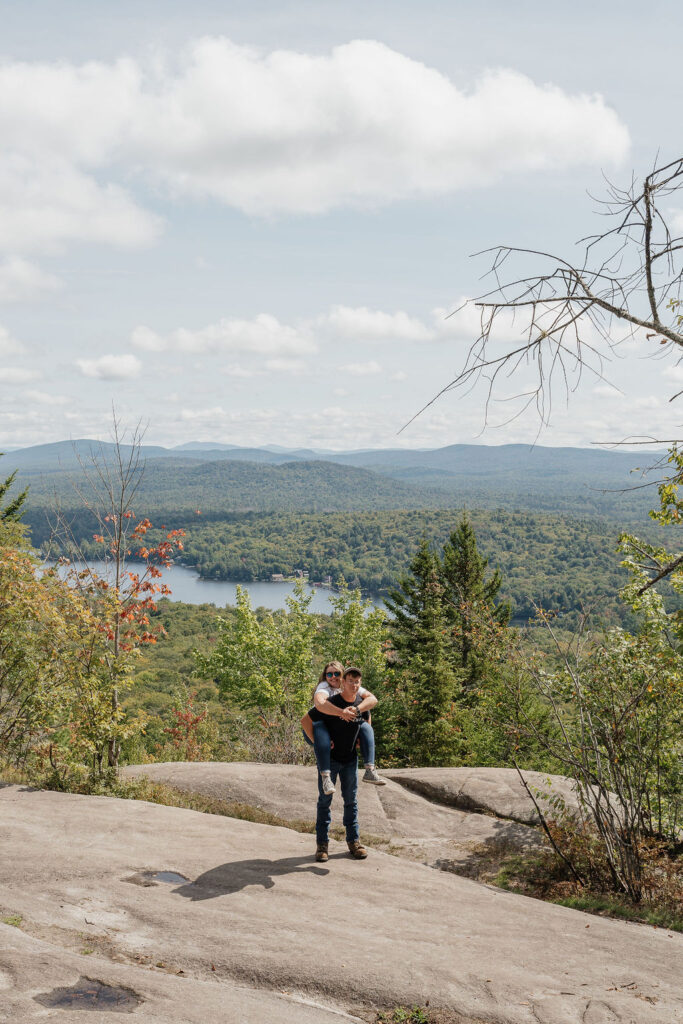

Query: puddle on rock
(124, 870), (190, 887)
(150, 870), (189, 884)
(35, 976), (142, 1012)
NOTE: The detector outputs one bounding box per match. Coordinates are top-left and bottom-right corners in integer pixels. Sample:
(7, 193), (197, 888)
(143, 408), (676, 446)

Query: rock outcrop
(1, 780), (681, 1023)
(122, 761), (542, 874)
(382, 766), (586, 826)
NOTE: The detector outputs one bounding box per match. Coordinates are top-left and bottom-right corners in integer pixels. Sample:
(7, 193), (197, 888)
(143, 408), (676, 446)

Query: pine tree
(440, 513), (511, 689)
(384, 537), (439, 661)
(0, 454), (27, 522)
(384, 538), (461, 764)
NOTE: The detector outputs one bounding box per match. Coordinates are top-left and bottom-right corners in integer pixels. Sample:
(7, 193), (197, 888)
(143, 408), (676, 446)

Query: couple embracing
(301, 661), (385, 863)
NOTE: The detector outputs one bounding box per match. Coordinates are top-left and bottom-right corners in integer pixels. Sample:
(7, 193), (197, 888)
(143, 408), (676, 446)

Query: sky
(0, 0), (681, 452)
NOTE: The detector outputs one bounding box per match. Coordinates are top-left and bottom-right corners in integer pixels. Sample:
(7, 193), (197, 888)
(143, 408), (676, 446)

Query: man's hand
(340, 706), (358, 722)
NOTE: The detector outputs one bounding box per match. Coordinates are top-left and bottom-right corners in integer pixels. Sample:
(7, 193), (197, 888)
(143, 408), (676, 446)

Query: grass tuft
(375, 1007), (481, 1024)
(112, 776), (317, 833)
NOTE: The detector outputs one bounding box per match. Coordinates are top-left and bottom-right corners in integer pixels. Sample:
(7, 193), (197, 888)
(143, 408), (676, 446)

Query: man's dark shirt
(309, 693), (369, 764)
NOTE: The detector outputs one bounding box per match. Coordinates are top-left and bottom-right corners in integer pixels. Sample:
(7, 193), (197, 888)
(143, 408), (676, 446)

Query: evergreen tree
(384, 536), (440, 662)
(0, 454), (27, 522)
(384, 538), (461, 764)
(440, 513), (511, 688)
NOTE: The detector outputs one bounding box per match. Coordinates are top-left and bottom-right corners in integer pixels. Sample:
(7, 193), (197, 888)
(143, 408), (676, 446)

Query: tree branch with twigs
(403, 157), (683, 436)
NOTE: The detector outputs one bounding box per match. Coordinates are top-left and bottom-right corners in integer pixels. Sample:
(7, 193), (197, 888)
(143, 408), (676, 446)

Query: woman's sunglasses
(326, 670), (342, 678)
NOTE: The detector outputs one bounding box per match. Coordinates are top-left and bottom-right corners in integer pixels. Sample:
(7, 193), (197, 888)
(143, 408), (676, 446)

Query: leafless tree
(50, 414), (148, 769)
(405, 157), (683, 438)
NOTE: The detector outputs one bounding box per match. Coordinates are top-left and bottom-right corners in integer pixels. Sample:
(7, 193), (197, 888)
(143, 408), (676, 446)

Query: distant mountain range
(3, 438), (665, 519)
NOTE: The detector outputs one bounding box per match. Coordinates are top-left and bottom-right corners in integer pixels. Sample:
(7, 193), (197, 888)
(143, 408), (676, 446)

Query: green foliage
(0, 521), (88, 768)
(26, 506), (663, 628)
(376, 1009), (429, 1024)
(385, 538), (442, 662)
(441, 513), (511, 687)
(194, 579), (390, 763)
(324, 579), (388, 692)
(620, 444), (683, 630)
(383, 540), (462, 765)
(196, 579), (318, 720)
(501, 618), (682, 901)
(13, 438), (663, 519)
(383, 518), (525, 768)
(0, 454), (27, 522)
(453, 619), (556, 772)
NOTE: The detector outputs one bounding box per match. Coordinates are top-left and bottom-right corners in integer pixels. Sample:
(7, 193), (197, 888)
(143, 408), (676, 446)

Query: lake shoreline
(45, 558), (386, 613)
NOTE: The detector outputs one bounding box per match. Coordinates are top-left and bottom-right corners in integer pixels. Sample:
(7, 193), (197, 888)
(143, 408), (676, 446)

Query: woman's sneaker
(321, 771), (335, 796)
(362, 766), (386, 786)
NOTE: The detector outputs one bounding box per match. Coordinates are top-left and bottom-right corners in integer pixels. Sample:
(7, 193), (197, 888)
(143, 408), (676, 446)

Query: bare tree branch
(404, 158), (683, 438)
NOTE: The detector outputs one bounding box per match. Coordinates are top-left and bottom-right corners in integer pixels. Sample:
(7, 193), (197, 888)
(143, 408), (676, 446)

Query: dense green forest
(14, 440), (666, 630)
(17, 458), (454, 513)
(10, 438), (662, 519)
(25, 505), (670, 626)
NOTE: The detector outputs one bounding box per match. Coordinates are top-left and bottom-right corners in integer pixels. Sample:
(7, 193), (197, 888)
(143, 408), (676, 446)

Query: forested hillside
(20, 458), (452, 512)
(175, 508), (661, 624)
(10, 439), (662, 519)
(11, 439), (671, 627)
(24, 504), (670, 627)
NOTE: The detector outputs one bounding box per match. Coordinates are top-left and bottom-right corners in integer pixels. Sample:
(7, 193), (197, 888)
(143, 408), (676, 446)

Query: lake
(48, 559), (384, 613)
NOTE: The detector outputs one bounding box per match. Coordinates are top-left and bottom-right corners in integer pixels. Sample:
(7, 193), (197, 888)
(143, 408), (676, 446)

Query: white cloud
(126, 39), (629, 214)
(432, 300), (526, 343)
(180, 405), (228, 421)
(322, 305), (432, 342)
(131, 325), (166, 352)
(670, 208), (683, 234)
(663, 364), (683, 383)
(0, 256), (62, 302)
(339, 360), (382, 376)
(264, 358), (307, 373)
(0, 157), (161, 254)
(179, 405), (280, 426)
(23, 389), (68, 405)
(592, 384), (623, 399)
(132, 314), (316, 357)
(221, 363), (261, 378)
(0, 325), (23, 355)
(0, 366), (36, 383)
(0, 38), (630, 244)
(76, 353), (142, 380)
(391, 371), (409, 381)
(634, 395), (660, 410)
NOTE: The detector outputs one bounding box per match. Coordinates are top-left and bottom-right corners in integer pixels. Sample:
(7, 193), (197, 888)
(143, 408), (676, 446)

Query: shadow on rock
(175, 855), (329, 900)
(435, 819), (543, 882)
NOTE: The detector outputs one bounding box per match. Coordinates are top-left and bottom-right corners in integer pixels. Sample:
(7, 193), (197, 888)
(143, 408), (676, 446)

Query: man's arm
(355, 691), (378, 715)
(313, 689), (357, 721)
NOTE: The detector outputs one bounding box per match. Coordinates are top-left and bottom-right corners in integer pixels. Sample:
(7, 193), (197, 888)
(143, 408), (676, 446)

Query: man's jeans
(306, 719), (375, 773)
(316, 756), (359, 845)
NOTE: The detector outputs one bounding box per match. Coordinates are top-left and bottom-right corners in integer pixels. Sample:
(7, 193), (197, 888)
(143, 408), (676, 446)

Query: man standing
(309, 666), (371, 862)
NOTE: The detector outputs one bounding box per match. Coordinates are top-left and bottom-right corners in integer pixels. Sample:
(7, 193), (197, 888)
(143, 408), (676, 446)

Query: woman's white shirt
(314, 680), (369, 699)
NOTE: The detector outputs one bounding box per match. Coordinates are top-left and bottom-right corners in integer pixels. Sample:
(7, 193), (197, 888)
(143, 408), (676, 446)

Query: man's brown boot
(347, 840), (367, 860)
(315, 843), (329, 862)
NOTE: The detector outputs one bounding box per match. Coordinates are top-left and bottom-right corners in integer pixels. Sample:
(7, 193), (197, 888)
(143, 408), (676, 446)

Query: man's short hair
(344, 666), (362, 678)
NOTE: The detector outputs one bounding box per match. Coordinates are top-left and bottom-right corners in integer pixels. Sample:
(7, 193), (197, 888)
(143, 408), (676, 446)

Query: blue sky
(0, 0), (680, 450)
